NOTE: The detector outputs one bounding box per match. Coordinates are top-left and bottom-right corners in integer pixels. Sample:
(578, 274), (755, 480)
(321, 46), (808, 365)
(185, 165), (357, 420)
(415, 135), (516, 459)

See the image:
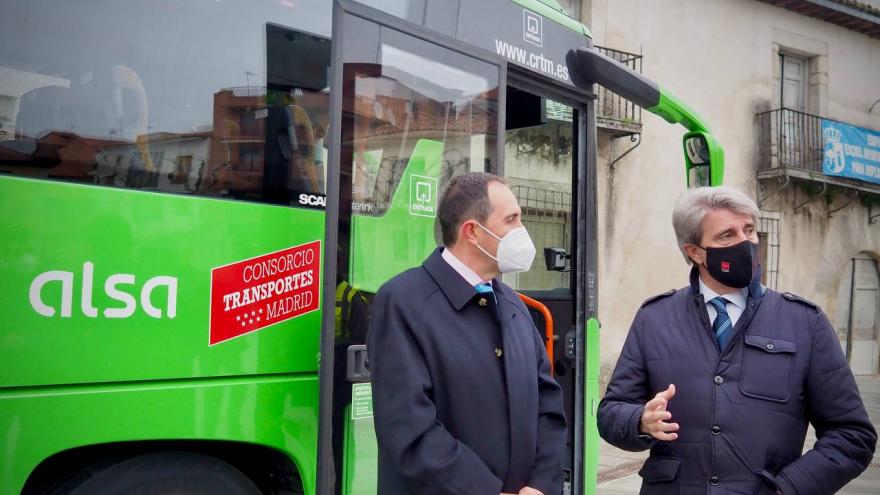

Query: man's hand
(640, 384), (679, 441)
(518, 488), (544, 495)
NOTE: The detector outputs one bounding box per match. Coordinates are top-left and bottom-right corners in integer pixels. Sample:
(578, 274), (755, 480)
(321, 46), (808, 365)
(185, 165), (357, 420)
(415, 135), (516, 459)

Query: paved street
(596, 374), (880, 494)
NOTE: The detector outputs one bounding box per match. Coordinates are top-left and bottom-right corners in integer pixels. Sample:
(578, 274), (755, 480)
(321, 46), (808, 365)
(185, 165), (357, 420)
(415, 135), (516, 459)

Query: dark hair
(438, 172), (506, 246)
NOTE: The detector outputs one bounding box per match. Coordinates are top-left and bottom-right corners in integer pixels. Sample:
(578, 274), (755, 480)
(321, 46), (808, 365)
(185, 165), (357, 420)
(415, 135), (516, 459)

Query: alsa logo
(29, 262), (178, 319)
(298, 193), (327, 208)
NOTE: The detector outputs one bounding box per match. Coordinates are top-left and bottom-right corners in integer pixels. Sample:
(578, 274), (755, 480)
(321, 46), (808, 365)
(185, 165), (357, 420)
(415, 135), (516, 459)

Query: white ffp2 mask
(475, 222), (536, 273)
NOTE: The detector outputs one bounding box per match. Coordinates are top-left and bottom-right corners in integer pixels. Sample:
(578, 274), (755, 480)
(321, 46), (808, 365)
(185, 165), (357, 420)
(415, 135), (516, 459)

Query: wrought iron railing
(223, 86), (267, 97)
(756, 107), (824, 172)
(594, 46), (643, 128)
(512, 184), (572, 216)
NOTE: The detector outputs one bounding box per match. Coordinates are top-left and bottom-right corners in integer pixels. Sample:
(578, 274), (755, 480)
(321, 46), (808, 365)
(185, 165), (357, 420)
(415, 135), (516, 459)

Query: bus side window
(0, 2), (333, 209)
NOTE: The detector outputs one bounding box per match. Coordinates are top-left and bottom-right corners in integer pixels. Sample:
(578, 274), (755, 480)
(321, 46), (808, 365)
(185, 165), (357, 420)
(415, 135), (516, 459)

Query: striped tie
(710, 297), (732, 350)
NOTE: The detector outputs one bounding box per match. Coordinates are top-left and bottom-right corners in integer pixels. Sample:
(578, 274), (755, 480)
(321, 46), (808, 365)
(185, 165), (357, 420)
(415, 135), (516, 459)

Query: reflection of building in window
(169, 155), (193, 185)
(0, 94), (15, 141)
(238, 147), (263, 172)
(0, 130), (123, 180)
(349, 73), (497, 215)
(240, 110), (261, 137)
(203, 87), (326, 201)
(207, 87), (266, 192)
(126, 150), (164, 189)
(507, 121), (572, 165)
(96, 131), (210, 193)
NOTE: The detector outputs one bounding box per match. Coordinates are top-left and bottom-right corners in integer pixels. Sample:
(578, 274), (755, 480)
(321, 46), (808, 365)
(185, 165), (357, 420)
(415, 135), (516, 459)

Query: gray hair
(672, 186), (759, 264)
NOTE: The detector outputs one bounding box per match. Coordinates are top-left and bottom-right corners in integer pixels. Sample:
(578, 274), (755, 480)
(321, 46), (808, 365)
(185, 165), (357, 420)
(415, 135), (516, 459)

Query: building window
(771, 31), (828, 116)
(780, 53), (807, 111)
(758, 210), (780, 290)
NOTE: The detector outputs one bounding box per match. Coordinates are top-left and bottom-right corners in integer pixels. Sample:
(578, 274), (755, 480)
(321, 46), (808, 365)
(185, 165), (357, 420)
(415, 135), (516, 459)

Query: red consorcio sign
(209, 241), (321, 345)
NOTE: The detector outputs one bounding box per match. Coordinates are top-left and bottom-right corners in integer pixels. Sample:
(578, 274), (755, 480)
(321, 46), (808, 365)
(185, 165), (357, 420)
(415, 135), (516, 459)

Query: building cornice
(757, 0), (880, 38)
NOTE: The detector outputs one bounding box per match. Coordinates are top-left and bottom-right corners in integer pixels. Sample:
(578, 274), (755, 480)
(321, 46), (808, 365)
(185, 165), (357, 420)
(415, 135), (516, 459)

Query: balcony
(594, 46), (643, 138)
(755, 107), (880, 221)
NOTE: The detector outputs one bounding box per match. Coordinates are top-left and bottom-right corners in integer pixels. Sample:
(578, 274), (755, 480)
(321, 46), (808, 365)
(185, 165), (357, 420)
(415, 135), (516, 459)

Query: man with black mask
(598, 186), (875, 495)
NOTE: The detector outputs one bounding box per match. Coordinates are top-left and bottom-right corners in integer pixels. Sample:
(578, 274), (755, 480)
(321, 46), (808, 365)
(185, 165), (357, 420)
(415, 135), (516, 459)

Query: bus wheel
(64, 451), (261, 495)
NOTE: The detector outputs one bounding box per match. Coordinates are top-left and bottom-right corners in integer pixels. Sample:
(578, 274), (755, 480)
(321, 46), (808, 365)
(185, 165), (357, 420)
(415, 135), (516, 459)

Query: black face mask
(700, 240), (759, 289)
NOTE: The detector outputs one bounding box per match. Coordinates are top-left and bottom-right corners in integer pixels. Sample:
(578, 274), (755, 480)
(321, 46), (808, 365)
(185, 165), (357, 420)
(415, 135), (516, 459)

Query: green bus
(0, 1), (722, 494)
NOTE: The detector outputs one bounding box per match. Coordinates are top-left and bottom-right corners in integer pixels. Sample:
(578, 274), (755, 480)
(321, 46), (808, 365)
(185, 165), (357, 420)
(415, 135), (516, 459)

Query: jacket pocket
(740, 335), (796, 402)
(638, 456), (681, 483)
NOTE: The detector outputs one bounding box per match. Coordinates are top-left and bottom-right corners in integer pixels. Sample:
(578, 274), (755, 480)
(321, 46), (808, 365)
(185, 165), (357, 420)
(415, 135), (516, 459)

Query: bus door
(500, 74), (595, 495)
(320, 2), (503, 494)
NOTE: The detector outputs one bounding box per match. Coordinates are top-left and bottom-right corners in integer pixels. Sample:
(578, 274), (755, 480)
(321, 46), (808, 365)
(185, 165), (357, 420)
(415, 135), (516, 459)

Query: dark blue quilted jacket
(598, 268), (876, 495)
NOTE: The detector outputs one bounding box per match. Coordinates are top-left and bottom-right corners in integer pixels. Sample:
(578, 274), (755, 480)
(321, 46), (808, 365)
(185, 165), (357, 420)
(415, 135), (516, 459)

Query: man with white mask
(368, 172), (567, 495)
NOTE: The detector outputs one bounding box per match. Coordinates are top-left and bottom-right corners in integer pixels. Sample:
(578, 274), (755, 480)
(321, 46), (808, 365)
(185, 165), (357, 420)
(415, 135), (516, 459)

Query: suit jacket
(368, 247), (567, 495)
(598, 267), (876, 495)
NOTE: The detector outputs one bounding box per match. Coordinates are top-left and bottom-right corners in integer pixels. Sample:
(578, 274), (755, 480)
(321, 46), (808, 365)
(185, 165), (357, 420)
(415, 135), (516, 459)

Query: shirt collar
(698, 276), (747, 310)
(423, 248), (485, 311)
(441, 246), (488, 287)
(689, 264), (766, 302)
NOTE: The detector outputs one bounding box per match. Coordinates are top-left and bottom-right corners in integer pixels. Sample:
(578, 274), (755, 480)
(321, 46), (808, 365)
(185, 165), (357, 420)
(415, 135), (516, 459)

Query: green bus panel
(350, 139), (444, 293)
(0, 376), (319, 494)
(583, 317), (601, 495)
(0, 175), (325, 493)
(0, 176), (324, 387)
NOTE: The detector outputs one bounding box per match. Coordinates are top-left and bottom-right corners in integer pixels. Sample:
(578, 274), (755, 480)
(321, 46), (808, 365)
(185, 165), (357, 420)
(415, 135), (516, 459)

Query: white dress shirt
(698, 277), (748, 328)
(441, 247), (489, 287)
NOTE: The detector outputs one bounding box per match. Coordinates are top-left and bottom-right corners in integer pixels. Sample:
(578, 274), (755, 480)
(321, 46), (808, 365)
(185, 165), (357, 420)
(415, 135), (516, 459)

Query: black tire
(64, 451), (261, 495)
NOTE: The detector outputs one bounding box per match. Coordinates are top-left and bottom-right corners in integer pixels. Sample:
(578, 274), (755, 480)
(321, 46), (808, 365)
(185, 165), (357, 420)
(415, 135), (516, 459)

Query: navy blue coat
(599, 268), (876, 495)
(368, 248), (567, 495)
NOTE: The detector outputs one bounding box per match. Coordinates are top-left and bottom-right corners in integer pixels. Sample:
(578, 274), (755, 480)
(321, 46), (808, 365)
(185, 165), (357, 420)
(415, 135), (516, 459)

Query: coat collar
(423, 247), (491, 310)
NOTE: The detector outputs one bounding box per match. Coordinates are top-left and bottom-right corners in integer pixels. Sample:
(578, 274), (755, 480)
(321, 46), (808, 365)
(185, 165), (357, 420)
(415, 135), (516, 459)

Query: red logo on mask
(721, 261), (731, 273)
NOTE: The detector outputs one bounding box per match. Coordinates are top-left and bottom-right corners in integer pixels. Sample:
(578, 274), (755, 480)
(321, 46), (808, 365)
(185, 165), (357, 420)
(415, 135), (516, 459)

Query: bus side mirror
(683, 131), (725, 187)
(544, 247), (569, 272)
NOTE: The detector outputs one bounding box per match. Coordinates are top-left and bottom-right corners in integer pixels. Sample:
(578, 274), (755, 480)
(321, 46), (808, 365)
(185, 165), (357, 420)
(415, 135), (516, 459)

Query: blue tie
(475, 282), (493, 294)
(709, 297), (733, 350)
(475, 282), (495, 302)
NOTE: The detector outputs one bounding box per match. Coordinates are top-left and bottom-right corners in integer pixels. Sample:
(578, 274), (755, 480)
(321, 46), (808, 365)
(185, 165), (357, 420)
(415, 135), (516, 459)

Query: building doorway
(836, 255), (880, 375)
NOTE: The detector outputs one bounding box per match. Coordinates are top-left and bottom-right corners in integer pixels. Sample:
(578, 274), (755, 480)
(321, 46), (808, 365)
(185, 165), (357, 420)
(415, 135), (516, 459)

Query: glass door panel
(325, 5), (501, 494)
(502, 84), (581, 493)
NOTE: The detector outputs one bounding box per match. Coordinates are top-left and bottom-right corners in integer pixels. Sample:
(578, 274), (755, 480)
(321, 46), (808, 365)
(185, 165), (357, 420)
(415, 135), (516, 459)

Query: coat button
(495, 347), (503, 357)
(766, 343), (775, 350)
(710, 476), (719, 485)
(711, 425), (721, 435)
(478, 298), (488, 307)
(714, 375), (724, 385)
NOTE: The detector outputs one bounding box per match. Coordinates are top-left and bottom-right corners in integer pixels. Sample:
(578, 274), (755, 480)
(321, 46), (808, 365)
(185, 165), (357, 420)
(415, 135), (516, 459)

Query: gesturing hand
(640, 384), (679, 441)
